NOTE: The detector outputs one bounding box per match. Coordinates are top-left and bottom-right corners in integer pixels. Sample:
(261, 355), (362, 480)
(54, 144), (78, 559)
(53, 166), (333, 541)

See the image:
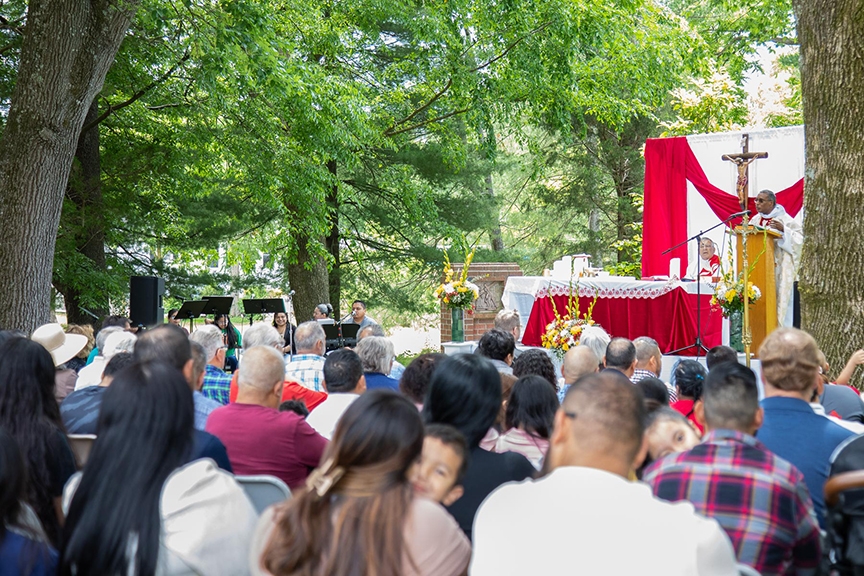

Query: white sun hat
(31, 323), (89, 367)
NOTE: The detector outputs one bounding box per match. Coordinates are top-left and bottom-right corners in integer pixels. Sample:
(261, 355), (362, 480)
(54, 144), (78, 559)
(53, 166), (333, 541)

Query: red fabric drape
(642, 136), (804, 278)
(642, 137), (690, 279)
(521, 290), (722, 355)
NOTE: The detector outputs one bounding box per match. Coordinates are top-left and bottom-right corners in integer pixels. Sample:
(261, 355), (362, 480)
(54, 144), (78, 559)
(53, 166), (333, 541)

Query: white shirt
(471, 466), (737, 576)
(74, 357), (105, 390)
(305, 393), (359, 440)
(64, 459), (258, 575)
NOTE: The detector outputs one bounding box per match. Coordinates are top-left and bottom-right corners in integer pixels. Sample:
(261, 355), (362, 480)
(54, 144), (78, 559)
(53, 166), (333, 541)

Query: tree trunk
(287, 237), (331, 325)
(57, 99), (109, 326)
(325, 160), (341, 318)
(0, 0), (139, 332)
(794, 0), (864, 386)
(485, 173), (505, 251)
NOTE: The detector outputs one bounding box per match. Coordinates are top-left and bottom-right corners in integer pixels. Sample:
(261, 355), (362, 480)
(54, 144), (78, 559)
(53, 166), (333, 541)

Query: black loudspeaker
(129, 276), (165, 328)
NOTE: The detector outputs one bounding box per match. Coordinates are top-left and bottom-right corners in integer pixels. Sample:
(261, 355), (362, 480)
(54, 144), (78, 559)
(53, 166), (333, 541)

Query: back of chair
(236, 475), (292, 515)
(67, 434), (97, 470)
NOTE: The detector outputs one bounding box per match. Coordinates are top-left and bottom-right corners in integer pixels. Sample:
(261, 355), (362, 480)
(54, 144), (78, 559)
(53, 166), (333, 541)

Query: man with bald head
(557, 345), (599, 402)
(206, 346), (328, 489)
(756, 327), (854, 527)
(472, 370), (737, 575)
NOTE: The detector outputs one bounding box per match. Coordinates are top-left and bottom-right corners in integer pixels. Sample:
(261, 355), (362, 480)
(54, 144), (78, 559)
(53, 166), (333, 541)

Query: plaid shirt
(643, 429), (821, 575)
(285, 354), (326, 392)
(202, 364), (233, 405)
(631, 368), (678, 402)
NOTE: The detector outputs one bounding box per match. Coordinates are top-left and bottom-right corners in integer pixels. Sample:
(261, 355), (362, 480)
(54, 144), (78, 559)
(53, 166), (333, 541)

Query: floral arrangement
(435, 248), (480, 311)
(710, 270), (761, 318)
(709, 243), (763, 318)
(540, 281), (598, 360)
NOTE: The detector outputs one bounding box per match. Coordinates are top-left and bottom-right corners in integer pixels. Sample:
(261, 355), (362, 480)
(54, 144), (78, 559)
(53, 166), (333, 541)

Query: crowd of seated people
(5, 314), (864, 575)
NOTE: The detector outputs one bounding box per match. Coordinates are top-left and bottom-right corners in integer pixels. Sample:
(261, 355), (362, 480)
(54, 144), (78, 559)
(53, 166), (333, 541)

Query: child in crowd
(278, 399), (309, 418)
(412, 424), (468, 506)
(640, 407), (702, 475)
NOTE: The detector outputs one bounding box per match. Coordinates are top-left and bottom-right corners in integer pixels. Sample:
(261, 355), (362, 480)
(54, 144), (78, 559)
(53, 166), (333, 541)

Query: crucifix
(720, 134), (769, 366)
(721, 134), (769, 210)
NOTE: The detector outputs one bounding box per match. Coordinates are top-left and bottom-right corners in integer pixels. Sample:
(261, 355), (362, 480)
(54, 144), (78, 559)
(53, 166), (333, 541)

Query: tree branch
(468, 21), (552, 74)
(384, 107), (469, 137)
(387, 79), (452, 131)
(82, 51), (191, 132)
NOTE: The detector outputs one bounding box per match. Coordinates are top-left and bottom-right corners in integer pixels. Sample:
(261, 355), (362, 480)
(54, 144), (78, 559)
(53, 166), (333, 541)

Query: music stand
(322, 324), (342, 352)
(341, 323), (361, 348)
(243, 298), (286, 319)
(176, 300), (208, 333)
(201, 296), (234, 318)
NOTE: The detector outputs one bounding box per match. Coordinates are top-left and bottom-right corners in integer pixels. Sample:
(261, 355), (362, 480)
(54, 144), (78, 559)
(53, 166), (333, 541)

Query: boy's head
(278, 399), (309, 418)
(411, 423), (468, 506)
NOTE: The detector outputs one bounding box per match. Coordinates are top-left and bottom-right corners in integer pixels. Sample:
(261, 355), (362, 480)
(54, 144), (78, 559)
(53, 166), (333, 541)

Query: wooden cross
(721, 134), (768, 210)
(719, 134), (768, 367)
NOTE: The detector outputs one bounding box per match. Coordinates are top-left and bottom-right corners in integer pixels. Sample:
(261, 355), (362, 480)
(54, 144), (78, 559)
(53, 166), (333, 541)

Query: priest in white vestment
(753, 189), (804, 327)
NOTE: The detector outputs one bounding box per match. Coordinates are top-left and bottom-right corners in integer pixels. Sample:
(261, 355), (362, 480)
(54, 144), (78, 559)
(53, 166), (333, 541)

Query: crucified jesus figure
(721, 152), (768, 209)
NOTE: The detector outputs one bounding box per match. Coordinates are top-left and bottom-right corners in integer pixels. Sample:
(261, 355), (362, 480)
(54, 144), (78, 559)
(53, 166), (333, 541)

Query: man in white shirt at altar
(687, 238), (721, 281)
(753, 189), (804, 327)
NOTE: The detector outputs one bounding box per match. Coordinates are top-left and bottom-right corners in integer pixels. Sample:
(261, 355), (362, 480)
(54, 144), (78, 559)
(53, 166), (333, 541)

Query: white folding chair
(236, 475), (292, 515)
(67, 434), (97, 469)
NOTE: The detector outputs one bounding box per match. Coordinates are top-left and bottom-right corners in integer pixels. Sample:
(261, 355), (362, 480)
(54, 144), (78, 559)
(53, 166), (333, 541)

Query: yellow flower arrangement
(540, 280), (599, 361)
(435, 248), (480, 311)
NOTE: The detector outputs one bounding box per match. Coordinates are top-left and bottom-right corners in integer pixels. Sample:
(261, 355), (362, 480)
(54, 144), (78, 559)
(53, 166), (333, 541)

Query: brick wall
(441, 262), (523, 343)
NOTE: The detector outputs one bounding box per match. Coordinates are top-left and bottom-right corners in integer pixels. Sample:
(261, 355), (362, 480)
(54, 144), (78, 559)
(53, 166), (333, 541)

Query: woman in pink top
(494, 375), (559, 469)
(252, 389), (470, 576)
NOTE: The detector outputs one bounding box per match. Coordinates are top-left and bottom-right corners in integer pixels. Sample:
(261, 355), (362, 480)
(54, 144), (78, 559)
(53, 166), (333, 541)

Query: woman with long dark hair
(0, 426), (57, 574)
(0, 337), (76, 547)
(214, 313), (242, 372)
(494, 375), (559, 469)
(422, 354), (536, 540)
(255, 389), (470, 576)
(60, 361), (257, 576)
(271, 312), (296, 355)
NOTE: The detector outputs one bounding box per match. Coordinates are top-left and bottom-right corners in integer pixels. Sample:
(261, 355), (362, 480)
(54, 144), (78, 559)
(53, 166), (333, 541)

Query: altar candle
(669, 258), (680, 279)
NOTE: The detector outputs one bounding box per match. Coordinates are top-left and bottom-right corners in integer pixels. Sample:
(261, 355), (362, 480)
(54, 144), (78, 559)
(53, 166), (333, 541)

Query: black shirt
(446, 446), (535, 540)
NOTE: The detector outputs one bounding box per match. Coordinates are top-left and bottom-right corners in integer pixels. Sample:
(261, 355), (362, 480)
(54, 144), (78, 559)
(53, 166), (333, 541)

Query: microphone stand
(664, 212), (746, 357)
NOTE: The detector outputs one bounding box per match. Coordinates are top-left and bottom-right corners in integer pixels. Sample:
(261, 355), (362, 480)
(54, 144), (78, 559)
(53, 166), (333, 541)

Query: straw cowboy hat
(31, 323), (88, 367)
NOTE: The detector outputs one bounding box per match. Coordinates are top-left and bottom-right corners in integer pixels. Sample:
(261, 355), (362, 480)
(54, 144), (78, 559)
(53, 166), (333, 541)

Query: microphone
(729, 210), (751, 218)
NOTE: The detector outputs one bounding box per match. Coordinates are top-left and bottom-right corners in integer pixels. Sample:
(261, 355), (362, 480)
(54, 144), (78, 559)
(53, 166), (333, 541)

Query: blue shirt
(193, 391), (220, 431)
(192, 429), (233, 473)
(364, 372), (400, 392)
(202, 364), (233, 405)
(756, 396), (856, 527)
(60, 386), (106, 434)
(0, 531), (57, 576)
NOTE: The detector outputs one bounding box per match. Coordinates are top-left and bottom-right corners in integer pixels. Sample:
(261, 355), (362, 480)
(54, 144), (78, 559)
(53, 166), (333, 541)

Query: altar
(504, 277), (723, 355)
